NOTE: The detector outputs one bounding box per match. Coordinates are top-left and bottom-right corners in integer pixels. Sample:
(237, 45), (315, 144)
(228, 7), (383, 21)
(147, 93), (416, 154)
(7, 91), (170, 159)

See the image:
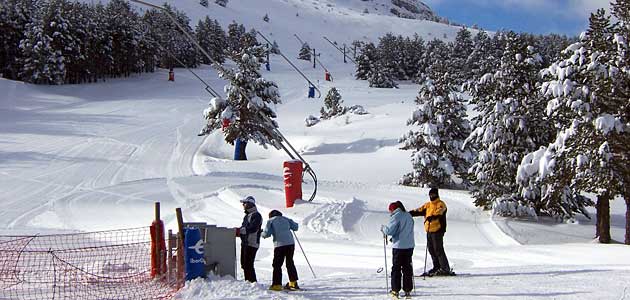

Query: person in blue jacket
(238, 196), (262, 283)
(262, 209), (300, 291)
(381, 201), (415, 298)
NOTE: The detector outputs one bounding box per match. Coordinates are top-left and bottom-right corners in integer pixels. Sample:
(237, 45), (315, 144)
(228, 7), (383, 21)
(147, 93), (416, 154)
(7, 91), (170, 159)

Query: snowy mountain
(316, 0), (444, 22)
(2, 0), (629, 299)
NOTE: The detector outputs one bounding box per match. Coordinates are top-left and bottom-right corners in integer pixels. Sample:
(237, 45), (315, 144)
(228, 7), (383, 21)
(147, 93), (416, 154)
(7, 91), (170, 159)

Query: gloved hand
(380, 225), (387, 235)
(235, 227), (241, 237)
(425, 216), (437, 222)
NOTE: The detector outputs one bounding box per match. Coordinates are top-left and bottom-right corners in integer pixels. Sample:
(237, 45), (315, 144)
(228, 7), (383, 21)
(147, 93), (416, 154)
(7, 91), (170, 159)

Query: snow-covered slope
(1, 1), (629, 299)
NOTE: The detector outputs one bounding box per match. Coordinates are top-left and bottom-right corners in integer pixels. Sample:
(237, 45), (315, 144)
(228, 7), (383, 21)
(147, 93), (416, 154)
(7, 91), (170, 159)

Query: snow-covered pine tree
(199, 45), (282, 152)
(19, 0), (74, 84)
(1, 0), (38, 80)
(144, 4), (197, 69)
(196, 17), (225, 64)
(377, 33), (405, 80)
(466, 30), (495, 83)
(355, 42), (376, 80)
(106, 0), (145, 77)
(416, 39), (449, 83)
(465, 31), (553, 217)
(241, 29), (260, 52)
(298, 42), (312, 61)
(200, 0), (208, 7)
(403, 34), (425, 80)
(226, 21), (246, 55)
(215, 0), (228, 7)
(369, 60), (397, 88)
(210, 19), (227, 63)
(320, 87), (346, 119)
(270, 40), (280, 55)
(263, 13), (270, 23)
(400, 54), (471, 188)
(610, 0), (630, 245)
(531, 7), (628, 241)
(84, 3), (114, 82)
(450, 27), (474, 85)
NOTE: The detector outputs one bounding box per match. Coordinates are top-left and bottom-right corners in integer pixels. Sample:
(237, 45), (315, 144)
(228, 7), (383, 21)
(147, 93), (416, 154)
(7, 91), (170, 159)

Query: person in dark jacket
(238, 196), (262, 282)
(262, 209), (300, 291)
(409, 188), (454, 276)
(381, 201), (415, 298)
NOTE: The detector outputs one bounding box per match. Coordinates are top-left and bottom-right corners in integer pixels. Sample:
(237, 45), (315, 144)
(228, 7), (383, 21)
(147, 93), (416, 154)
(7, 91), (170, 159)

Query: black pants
(391, 248), (414, 293)
(427, 232), (449, 271)
(272, 245), (298, 285)
(241, 245), (258, 282)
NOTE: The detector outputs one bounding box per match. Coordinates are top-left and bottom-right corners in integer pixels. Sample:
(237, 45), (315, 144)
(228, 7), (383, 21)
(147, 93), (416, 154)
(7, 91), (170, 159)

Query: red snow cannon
(168, 69), (174, 82)
(325, 71), (332, 82)
(283, 160), (303, 208)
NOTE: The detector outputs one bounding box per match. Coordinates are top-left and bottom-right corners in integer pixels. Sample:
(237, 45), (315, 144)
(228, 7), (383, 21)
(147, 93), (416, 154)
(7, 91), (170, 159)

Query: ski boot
(403, 291), (412, 299)
(434, 268), (456, 276)
(269, 284), (283, 291)
(284, 281), (300, 290)
(421, 268), (438, 277)
(389, 290), (400, 299)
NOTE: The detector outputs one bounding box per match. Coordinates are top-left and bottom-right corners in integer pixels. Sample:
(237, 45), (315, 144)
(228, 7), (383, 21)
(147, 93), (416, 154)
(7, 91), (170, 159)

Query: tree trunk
(625, 195), (629, 245)
(596, 197), (602, 238)
(597, 193), (611, 244)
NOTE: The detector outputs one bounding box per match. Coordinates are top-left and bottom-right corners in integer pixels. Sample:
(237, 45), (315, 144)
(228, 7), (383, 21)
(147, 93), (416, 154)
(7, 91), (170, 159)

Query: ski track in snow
(2, 0), (630, 298)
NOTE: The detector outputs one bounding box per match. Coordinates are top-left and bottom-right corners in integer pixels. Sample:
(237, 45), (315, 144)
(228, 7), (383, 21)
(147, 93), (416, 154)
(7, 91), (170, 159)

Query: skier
(381, 201), (415, 299)
(237, 196), (262, 282)
(261, 209), (300, 291)
(409, 188), (454, 276)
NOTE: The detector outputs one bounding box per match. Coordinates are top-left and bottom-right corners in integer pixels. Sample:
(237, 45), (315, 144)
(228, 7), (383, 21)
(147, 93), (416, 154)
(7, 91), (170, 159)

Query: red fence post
(150, 202), (166, 278)
(283, 160), (303, 208)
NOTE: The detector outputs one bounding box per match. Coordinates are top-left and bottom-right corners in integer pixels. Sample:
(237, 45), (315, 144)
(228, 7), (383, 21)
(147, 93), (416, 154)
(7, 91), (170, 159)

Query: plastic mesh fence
(0, 227), (179, 300)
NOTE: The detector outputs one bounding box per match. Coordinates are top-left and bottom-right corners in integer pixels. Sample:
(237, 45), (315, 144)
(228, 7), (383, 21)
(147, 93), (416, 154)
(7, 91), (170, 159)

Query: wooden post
(167, 229), (173, 283)
(176, 207), (185, 288)
(155, 202), (160, 221)
(313, 48), (316, 69)
(343, 44), (347, 63)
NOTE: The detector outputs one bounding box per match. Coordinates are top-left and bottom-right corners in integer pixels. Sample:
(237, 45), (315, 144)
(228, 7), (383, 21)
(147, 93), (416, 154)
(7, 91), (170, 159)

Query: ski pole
(292, 231), (316, 278)
(423, 238), (429, 280)
(383, 234), (389, 293)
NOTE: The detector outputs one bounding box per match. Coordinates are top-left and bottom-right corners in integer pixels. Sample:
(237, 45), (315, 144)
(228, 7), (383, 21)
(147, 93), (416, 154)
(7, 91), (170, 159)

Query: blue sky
(423, 0), (611, 36)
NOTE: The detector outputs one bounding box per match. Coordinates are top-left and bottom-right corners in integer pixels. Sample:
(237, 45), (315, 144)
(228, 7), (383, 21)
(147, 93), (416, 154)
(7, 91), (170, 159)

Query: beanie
(388, 202), (398, 213)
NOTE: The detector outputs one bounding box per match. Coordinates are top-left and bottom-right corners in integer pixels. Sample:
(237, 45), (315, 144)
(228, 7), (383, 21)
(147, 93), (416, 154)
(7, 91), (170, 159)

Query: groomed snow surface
(2, 0), (630, 299)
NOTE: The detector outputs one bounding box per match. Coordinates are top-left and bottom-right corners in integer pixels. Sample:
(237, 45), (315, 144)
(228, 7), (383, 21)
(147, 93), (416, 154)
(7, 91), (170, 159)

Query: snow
(595, 114), (623, 134)
(2, 1), (630, 300)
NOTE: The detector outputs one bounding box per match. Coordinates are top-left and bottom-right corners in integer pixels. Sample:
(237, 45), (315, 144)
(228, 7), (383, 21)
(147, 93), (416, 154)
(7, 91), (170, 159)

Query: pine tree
(200, 0), (208, 7)
(215, 0), (228, 7)
(450, 27), (474, 84)
(270, 40), (280, 55)
(400, 56), (471, 187)
(1, 0), (38, 80)
(465, 32), (553, 216)
(144, 4), (197, 69)
(467, 30), (495, 83)
(320, 87), (346, 119)
(199, 45), (282, 150)
(19, 0), (73, 84)
(369, 60), (397, 88)
(298, 42), (311, 61)
(610, 0), (630, 245)
(263, 13), (270, 23)
(532, 7), (628, 239)
(196, 17), (225, 64)
(416, 39), (449, 83)
(355, 42), (376, 80)
(226, 21), (245, 55)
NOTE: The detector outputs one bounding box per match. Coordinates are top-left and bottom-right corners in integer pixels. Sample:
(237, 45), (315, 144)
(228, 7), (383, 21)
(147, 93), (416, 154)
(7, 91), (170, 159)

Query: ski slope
(2, 0), (630, 299)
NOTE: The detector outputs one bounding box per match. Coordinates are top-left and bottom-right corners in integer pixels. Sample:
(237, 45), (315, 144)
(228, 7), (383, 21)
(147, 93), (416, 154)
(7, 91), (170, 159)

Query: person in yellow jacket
(409, 187), (455, 276)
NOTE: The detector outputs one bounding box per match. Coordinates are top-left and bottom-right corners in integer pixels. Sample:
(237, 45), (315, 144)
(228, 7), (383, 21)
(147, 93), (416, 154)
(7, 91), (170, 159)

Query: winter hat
(429, 187), (439, 197)
(240, 196), (256, 205)
(269, 210), (282, 218)
(388, 202), (398, 213)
